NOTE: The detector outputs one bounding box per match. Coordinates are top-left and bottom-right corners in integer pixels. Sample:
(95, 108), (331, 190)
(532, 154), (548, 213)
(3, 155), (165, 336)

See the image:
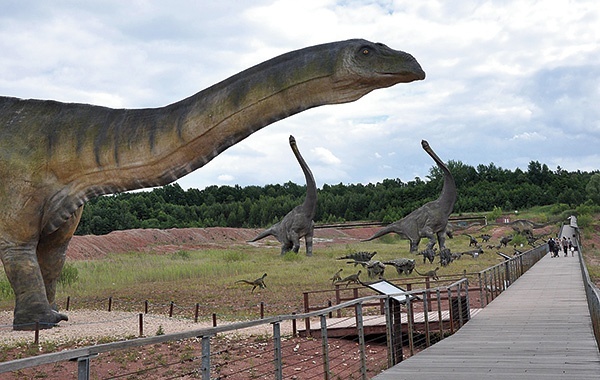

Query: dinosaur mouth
(381, 69), (426, 82)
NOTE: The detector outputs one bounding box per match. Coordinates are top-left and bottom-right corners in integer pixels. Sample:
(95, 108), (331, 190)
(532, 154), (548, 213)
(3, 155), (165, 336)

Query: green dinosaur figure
(0, 39), (424, 330)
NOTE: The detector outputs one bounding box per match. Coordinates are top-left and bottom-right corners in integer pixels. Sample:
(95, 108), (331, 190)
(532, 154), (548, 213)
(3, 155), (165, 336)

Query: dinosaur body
(363, 140), (456, 252)
(415, 267), (440, 281)
(336, 270), (363, 287)
(330, 269), (343, 284)
(248, 135), (317, 255)
(337, 251), (377, 265)
(0, 39), (425, 329)
(383, 258), (416, 276)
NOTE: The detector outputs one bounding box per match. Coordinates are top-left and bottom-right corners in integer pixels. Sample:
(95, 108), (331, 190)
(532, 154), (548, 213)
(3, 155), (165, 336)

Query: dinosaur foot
(13, 309), (68, 331)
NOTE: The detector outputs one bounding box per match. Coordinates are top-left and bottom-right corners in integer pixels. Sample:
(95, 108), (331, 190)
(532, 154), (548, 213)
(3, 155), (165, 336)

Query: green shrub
(224, 250), (247, 263)
(0, 279), (14, 300)
(58, 263), (79, 287)
(282, 251), (303, 262)
(171, 250), (191, 260)
(488, 206), (502, 221)
(511, 234), (528, 247)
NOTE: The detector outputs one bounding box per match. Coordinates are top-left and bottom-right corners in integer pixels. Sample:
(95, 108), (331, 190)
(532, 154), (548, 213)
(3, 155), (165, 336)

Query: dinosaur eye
(362, 48), (370, 55)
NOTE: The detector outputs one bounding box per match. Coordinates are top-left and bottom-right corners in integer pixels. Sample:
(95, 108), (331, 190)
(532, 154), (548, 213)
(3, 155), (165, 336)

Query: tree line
(75, 160), (600, 235)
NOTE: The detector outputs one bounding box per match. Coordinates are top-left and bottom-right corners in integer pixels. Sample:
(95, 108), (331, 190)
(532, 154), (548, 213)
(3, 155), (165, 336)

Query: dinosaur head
(331, 39), (425, 97)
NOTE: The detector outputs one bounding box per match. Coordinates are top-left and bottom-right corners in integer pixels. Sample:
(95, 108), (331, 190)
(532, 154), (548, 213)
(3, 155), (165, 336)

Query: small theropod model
(236, 273), (267, 293)
(248, 136), (317, 255)
(0, 39), (424, 329)
(363, 140), (456, 252)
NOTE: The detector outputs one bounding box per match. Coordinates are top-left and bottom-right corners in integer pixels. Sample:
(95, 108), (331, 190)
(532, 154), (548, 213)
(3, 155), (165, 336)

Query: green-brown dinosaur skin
(363, 140), (456, 252)
(0, 39), (425, 330)
(248, 135), (317, 256)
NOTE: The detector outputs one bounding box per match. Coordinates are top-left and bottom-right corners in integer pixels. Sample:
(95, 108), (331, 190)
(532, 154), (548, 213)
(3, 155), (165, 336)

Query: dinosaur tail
(362, 226), (394, 242)
(248, 227), (276, 242)
(235, 280), (253, 284)
(414, 269), (425, 277)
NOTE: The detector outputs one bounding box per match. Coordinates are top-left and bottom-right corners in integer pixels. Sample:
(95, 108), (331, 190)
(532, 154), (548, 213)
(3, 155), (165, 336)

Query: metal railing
(576, 235), (600, 350)
(0, 244), (551, 379)
(477, 243), (547, 307)
(0, 279), (470, 379)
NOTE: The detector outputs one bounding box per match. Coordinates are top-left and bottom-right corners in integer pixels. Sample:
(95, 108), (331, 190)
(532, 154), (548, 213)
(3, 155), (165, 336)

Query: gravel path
(0, 310), (293, 346)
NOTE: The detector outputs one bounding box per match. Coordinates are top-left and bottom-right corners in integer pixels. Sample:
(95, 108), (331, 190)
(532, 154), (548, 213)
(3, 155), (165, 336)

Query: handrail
(574, 230), (600, 350)
(0, 241), (568, 378)
(0, 279), (468, 374)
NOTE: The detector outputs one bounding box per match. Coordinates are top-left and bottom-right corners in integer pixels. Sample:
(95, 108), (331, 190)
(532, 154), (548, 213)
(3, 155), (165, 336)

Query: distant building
(496, 216), (511, 224)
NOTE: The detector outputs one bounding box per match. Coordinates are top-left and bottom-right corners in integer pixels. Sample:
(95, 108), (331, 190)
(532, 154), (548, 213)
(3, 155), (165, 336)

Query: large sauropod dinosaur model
(248, 135), (317, 255)
(0, 39), (425, 329)
(363, 140), (456, 252)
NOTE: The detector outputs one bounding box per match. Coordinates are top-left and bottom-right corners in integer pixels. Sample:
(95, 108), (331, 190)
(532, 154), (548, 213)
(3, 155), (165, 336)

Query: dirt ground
(2, 221), (598, 379)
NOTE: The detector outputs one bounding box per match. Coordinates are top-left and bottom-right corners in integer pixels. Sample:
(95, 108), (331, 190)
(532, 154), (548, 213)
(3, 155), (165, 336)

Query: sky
(1, 1), (599, 191)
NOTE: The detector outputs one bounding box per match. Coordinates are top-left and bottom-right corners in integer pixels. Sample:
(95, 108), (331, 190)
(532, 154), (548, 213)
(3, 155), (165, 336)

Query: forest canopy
(75, 161), (600, 236)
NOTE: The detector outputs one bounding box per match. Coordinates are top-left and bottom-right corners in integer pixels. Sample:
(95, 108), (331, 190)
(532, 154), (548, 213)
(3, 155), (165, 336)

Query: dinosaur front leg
(436, 230), (447, 250)
(409, 237), (421, 253)
(304, 231), (314, 256)
(37, 207), (82, 311)
(1, 244), (66, 330)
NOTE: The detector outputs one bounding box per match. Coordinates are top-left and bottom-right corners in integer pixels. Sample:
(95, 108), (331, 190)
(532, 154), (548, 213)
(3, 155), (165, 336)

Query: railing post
(273, 322), (282, 380)
(292, 312), (297, 337)
(464, 278), (471, 320)
(447, 287), (454, 334)
(320, 314), (330, 380)
(422, 290), (430, 347)
(77, 355), (97, 380)
(34, 322), (39, 344)
(335, 285), (342, 317)
(303, 292), (311, 337)
(436, 289), (443, 338)
(483, 270), (490, 305)
(384, 297), (394, 367)
(201, 335), (211, 380)
(478, 272), (484, 308)
(457, 283), (464, 327)
(355, 303), (367, 380)
(425, 277), (432, 310)
(406, 296), (415, 356)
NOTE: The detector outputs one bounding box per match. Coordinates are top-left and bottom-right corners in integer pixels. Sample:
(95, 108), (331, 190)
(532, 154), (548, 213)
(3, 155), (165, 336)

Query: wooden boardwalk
(300, 309), (483, 338)
(373, 252), (600, 379)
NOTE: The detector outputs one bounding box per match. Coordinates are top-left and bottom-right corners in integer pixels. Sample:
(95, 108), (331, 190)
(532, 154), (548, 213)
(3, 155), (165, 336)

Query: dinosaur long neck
(53, 41), (371, 199)
(290, 138), (317, 218)
(28, 39), (424, 234)
(422, 142), (456, 215)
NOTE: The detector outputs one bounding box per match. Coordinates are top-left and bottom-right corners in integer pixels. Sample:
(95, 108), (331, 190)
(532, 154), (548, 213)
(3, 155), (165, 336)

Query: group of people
(548, 236), (577, 258)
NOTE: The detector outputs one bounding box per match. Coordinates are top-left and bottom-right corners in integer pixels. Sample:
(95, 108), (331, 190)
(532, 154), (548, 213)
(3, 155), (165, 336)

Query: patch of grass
(1, 209), (597, 321)
(171, 250), (192, 260)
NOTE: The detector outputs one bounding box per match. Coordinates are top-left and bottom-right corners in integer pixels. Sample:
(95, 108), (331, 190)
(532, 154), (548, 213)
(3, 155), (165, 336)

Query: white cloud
(1, 0), (599, 191)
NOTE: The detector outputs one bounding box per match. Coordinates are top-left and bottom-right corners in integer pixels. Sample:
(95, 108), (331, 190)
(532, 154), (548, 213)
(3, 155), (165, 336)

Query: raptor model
(0, 39), (425, 329)
(248, 135), (317, 255)
(363, 140), (456, 252)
